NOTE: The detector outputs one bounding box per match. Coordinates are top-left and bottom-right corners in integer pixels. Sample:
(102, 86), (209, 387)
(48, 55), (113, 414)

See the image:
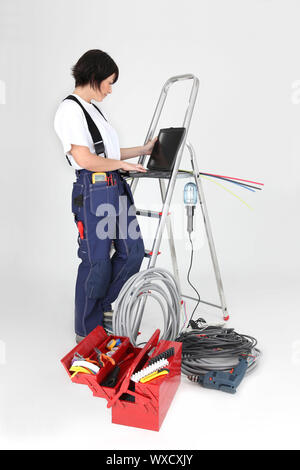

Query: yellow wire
(126, 169), (253, 210)
(201, 175), (253, 210)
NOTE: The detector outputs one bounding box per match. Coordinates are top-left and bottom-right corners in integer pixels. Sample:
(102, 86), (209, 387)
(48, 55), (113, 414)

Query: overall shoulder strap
(92, 103), (107, 121)
(64, 95), (106, 156)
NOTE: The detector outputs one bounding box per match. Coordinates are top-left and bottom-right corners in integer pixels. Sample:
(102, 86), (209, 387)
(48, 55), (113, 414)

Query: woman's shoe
(75, 334), (85, 344)
(75, 311), (114, 342)
(103, 310), (114, 334)
(103, 310), (113, 318)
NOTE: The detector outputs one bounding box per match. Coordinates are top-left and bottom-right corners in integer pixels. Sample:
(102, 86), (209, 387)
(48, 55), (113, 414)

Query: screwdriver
(101, 352), (134, 387)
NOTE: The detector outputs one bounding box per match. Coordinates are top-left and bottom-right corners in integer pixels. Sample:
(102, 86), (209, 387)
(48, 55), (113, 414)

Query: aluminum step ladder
(127, 75), (229, 339)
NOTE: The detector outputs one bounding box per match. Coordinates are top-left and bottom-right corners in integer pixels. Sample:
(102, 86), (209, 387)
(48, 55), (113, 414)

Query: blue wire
(207, 175), (256, 192)
(225, 179), (255, 192)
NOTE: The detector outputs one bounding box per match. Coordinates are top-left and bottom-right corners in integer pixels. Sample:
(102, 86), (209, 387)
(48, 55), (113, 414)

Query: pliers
(94, 347), (115, 368)
(72, 352), (99, 366)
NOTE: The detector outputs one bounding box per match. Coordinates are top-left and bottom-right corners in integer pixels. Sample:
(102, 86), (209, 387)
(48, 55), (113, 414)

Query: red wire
(203, 172), (264, 186)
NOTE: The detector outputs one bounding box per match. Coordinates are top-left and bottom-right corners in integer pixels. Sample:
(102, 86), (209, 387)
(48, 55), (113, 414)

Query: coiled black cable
(176, 322), (260, 377)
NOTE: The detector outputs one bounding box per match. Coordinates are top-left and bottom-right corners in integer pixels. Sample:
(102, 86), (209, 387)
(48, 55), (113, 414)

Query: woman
(54, 49), (156, 343)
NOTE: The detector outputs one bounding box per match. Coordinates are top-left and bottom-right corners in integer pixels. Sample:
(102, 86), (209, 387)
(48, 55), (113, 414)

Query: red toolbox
(61, 327), (182, 431)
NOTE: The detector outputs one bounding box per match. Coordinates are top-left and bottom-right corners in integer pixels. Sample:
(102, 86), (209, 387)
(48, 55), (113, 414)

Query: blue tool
(195, 357), (248, 394)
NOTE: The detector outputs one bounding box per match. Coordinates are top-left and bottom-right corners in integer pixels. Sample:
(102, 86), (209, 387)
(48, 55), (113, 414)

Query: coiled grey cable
(113, 268), (182, 347)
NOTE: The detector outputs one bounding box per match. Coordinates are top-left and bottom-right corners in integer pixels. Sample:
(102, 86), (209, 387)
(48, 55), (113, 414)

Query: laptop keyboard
(129, 171), (172, 179)
(120, 170), (193, 179)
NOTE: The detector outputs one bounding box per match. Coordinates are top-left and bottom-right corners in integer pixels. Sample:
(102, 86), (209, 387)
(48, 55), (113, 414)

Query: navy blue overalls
(65, 96), (145, 337)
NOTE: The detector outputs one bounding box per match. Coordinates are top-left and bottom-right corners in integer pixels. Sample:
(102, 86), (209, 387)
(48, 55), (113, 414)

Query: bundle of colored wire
(180, 169), (264, 193)
(199, 172), (263, 192)
(201, 172), (264, 188)
(176, 322), (260, 377)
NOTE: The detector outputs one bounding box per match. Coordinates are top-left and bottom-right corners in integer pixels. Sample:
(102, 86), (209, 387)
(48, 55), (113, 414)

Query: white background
(0, 0), (299, 450)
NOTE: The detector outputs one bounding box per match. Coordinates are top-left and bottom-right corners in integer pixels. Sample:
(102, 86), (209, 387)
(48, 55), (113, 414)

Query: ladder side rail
(130, 82), (168, 194)
(126, 76), (200, 341)
(186, 141), (228, 320)
(147, 77), (199, 267)
(158, 179), (182, 293)
(131, 177), (182, 340)
(130, 74), (199, 195)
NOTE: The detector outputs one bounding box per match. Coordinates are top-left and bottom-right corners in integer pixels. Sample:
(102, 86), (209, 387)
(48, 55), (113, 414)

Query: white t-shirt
(54, 93), (121, 170)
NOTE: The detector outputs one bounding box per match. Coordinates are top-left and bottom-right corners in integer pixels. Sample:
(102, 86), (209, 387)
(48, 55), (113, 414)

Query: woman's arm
(70, 144), (147, 172)
(120, 146), (145, 160)
(120, 137), (157, 160)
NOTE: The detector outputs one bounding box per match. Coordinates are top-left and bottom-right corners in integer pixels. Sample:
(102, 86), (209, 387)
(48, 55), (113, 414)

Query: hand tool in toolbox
(61, 326), (182, 431)
(130, 358), (170, 383)
(69, 365), (95, 378)
(69, 352), (101, 377)
(100, 352), (135, 388)
(140, 368), (169, 384)
(94, 347), (116, 367)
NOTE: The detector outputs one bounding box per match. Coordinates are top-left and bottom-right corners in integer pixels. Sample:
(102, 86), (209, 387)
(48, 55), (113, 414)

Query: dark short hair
(72, 49), (119, 89)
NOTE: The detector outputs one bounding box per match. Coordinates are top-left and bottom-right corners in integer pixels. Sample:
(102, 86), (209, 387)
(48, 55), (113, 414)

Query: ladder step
(136, 209), (170, 218)
(144, 249), (161, 258)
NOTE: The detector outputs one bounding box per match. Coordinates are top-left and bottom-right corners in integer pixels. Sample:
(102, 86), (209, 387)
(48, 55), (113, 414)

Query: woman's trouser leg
(75, 238), (112, 337)
(73, 174), (117, 337)
(72, 171), (144, 336)
(101, 190), (145, 312)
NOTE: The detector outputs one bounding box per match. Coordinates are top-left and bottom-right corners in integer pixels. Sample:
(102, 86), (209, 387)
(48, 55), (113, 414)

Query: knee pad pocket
(117, 238), (145, 282)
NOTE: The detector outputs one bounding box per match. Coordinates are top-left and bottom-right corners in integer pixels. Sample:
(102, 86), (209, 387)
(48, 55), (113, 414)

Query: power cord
(186, 232), (201, 325)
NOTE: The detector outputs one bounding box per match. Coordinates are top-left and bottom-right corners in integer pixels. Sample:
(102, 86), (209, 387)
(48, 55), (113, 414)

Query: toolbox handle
(106, 329), (160, 409)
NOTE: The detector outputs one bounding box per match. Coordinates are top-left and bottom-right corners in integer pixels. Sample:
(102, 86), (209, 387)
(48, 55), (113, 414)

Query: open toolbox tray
(61, 326), (182, 431)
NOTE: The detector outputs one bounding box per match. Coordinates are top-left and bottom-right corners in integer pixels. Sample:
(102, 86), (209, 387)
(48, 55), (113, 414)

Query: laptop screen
(147, 127), (186, 171)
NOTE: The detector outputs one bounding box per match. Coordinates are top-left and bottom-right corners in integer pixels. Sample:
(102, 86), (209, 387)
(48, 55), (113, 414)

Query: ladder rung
(181, 294), (223, 310)
(144, 249), (162, 258)
(136, 209), (170, 218)
(136, 209), (161, 218)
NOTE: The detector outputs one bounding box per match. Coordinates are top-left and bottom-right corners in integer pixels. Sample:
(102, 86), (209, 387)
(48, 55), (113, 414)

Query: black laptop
(121, 127), (186, 178)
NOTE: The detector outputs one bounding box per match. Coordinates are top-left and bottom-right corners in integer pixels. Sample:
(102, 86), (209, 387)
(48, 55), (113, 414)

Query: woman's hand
(121, 161), (147, 172)
(143, 137), (158, 155)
